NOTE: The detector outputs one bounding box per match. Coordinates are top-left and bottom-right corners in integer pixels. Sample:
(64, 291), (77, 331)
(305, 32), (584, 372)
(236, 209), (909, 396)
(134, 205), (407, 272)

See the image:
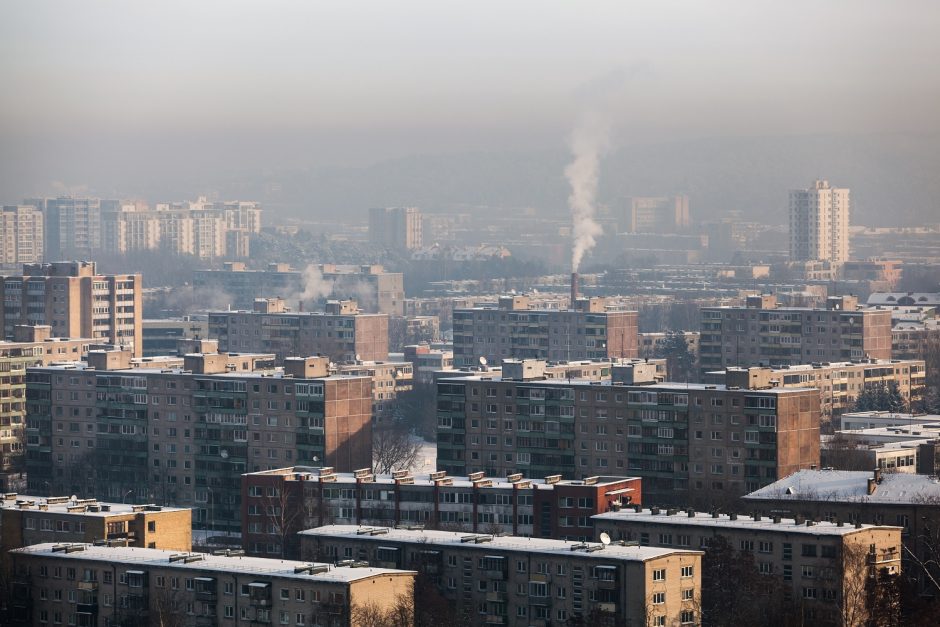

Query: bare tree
(373, 425), (423, 474)
(350, 592), (414, 627)
(260, 484), (305, 559)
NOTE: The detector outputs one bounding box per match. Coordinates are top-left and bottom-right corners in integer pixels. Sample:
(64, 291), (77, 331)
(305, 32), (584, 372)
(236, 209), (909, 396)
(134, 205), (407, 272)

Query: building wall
(789, 180), (850, 263)
(0, 206), (44, 265)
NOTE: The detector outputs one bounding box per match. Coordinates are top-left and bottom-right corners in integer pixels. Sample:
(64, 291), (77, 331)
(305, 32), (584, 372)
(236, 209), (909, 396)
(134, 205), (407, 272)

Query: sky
(1, 1), (938, 203)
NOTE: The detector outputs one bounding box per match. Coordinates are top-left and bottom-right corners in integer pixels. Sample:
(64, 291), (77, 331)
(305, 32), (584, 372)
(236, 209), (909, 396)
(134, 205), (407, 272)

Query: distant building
(0, 206), (44, 265)
(0, 261), (142, 356)
(699, 294), (892, 373)
(301, 525), (702, 627)
(332, 360), (413, 426)
(141, 317), (209, 357)
(241, 467), (642, 557)
(622, 195), (691, 234)
(789, 179), (850, 263)
(452, 295), (638, 367)
(369, 206), (423, 250)
(25, 197), (103, 259)
(7, 543), (414, 627)
(705, 359), (926, 422)
(208, 298), (389, 363)
(193, 262), (405, 315)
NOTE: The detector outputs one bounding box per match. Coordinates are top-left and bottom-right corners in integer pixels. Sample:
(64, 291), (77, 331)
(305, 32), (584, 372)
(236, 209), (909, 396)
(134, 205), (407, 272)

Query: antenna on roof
(599, 532), (611, 546)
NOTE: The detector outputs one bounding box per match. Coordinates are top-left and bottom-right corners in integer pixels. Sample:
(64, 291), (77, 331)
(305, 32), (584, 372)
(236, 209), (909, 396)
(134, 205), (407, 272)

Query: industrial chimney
(570, 272), (579, 307)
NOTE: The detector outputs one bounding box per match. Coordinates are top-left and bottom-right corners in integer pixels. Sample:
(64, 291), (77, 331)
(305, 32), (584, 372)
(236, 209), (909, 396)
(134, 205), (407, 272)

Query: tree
(853, 382), (904, 413)
(373, 425), (424, 474)
(259, 483), (306, 559)
(350, 592), (414, 627)
(653, 330), (696, 383)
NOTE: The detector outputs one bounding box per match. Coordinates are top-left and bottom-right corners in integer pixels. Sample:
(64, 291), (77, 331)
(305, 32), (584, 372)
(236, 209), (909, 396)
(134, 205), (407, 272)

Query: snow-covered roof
(744, 469), (940, 505)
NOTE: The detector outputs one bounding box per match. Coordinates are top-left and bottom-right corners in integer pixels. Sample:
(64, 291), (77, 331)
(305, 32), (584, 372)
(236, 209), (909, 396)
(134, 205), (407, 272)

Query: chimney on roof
(570, 272), (579, 306)
(867, 478), (877, 495)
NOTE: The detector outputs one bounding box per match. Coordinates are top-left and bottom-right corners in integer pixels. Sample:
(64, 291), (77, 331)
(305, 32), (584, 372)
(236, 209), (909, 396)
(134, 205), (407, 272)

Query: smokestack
(570, 272), (579, 307)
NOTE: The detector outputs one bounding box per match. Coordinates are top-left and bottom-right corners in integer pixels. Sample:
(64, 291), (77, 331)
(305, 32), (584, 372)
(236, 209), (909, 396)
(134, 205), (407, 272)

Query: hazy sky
(1, 1), (938, 197)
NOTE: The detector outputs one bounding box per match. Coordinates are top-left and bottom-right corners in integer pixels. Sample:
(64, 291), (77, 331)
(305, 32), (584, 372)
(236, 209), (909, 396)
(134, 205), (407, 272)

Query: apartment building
(705, 358), (925, 422)
(301, 525), (702, 627)
(789, 179), (850, 263)
(699, 294), (892, 372)
(368, 206), (423, 250)
(7, 543), (414, 627)
(593, 507), (901, 626)
(24, 354), (372, 534)
(25, 197), (103, 259)
(0, 494), (191, 561)
(0, 326), (94, 491)
(452, 295), (638, 368)
(1, 206), (44, 265)
(241, 467), (642, 557)
(194, 263), (405, 315)
(208, 298), (388, 363)
(98, 197), (261, 259)
(332, 360), (413, 426)
(141, 317), (210, 357)
(622, 195), (691, 234)
(0, 261), (142, 356)
(744, 468), (940, 596)
(436, 361), (821, 505)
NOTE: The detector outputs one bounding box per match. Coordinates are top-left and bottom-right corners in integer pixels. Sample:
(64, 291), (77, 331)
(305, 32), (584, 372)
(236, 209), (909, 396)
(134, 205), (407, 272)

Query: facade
(0, 326), (95, 490)
(388, 315), (440, 351)
(368, 206), (423, 250)
(7, 543), (414, 627)
(193, 263), (405, 315)
(789, 179), (850, 263)
(208, 298), (389, 363)
(594, 507), (901, 626)
(141, 317), (210, 357)
(24, 354), (373, 533)
(0, 206), (44, 265)
(453, 295), (639, 367)
(623, 195), (691, 234)
(241, 467), (642, 558)
(0, 261), (142, 356)
(705, 358), (926, 422)
(638, 331), (700, 360)
(699, 294), (893, 372)
(332, 360), (413, 426)
(403, 344), (454, 385)
(436, 363), (821, 505)
(301, 525), (702, 627)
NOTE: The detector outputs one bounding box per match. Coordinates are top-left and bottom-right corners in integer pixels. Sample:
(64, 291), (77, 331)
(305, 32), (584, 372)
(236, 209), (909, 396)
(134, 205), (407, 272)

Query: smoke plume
(300, 265), (335, 303)
(566, 111), (609, 272)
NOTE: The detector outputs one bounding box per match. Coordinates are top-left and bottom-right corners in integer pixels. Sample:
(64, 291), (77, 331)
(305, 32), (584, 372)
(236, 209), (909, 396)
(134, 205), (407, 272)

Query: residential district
(1, 183), (940, 626)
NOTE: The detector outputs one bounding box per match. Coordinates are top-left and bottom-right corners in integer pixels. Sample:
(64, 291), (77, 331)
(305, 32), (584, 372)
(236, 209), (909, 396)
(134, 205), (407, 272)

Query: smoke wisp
(300, 265), (335, 303)
(565, 111), (609, 272)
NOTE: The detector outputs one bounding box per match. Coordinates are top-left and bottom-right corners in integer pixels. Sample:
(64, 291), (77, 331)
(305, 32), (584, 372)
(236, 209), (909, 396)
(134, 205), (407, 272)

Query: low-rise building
(301, 525), (702, 627)
(593, 507), (901, 626)
(241, 467), (642, 558)
(7, 543), (414, 627)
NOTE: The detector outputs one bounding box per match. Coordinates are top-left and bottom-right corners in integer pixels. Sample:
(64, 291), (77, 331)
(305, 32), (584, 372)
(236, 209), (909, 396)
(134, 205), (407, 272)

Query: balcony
(484, 616), (506, 625)
(598, 602), (617, 614)
(486, 591), (508, 602)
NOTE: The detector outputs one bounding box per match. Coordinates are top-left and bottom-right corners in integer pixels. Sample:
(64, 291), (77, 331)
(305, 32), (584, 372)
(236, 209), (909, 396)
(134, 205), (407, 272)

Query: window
(802, 587), (817, 599)
(682, 589), (694, 601)
(681, 565), (693, 578)
(652, 592), (665, 604)
(681, 610), (695, 625)
(801, 544), (817, 558)
(652, 569), (666, 582)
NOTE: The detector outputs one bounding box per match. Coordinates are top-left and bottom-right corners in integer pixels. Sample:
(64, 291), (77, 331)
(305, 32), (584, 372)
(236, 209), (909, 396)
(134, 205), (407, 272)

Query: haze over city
(2, 3), (940, 626)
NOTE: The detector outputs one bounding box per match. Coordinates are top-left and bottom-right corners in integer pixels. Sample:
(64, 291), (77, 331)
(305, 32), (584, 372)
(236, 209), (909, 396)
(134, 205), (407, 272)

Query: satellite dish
(479, 356), (487, 366)
(70, 494), (78, 502)
(355, 353), (362, 362)
(599, 532), (611, 546)
(220, 449), (229, 459)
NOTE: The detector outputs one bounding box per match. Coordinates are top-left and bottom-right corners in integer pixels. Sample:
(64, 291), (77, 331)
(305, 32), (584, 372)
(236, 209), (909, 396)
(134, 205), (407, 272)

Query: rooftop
(300, 525), (699, 562)
(744, 469), (940, 505)
(10, 543), (412, 583)
(592, 507), (900, 536)
(438, 375), (816, 394)
(0, 495), (188, 518)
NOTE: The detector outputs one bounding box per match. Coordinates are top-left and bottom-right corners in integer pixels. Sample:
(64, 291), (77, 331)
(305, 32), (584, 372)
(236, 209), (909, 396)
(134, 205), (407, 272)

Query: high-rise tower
(789, 179), (850, 262)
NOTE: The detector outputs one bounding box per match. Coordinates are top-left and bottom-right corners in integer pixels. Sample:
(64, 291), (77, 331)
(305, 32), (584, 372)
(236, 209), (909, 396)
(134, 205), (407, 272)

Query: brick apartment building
(25, 354), (372, 534)
(301, 525), (702, 627)
(0, 326), (95, 491)
(452, 295), (638, 367)
(208, 297), (388, 363)
(437, 361), (821, 505)
(240, 467), (642, 558)
(6, 543), (414, 627)
(594, 507), (901, 626)
(699, 294), (892, 373)
(194, 262), (405, 315)
(0, 261), (142, 356)
(705, 358), (926, 423)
